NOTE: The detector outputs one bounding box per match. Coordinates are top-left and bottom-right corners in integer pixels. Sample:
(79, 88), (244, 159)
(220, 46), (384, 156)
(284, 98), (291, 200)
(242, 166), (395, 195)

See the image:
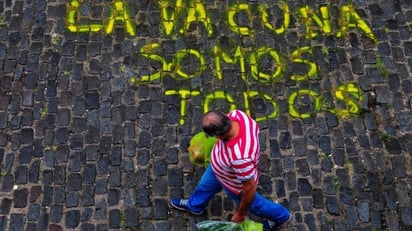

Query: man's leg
(189, 166), (222, 209)
(171, 166), (222, 214)
(247, 193), (290, 223)
(225, 190), (291, 229)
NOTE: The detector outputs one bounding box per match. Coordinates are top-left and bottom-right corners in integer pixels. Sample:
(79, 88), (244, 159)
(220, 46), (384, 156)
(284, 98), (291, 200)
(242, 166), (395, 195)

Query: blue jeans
(188, 166), (291, 223)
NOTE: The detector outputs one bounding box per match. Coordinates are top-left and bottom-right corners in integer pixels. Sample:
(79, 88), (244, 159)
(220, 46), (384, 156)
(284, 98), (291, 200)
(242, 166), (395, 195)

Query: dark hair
(202, 111), (232, 137)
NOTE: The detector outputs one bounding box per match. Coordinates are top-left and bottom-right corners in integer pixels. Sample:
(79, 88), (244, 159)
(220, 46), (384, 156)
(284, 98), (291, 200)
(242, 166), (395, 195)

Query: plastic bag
(196, 221), (238, 231)
(188, 132), (218, 167)
(196, 219), (263, 231)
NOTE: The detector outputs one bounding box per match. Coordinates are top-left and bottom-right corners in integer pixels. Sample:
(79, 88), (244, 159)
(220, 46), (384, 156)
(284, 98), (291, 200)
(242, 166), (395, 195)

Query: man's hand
(231, 179), (257, 223)
(231, 211), (247, 223)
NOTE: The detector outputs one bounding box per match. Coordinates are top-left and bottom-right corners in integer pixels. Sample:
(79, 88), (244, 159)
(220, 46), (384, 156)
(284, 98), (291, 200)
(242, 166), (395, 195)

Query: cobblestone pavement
(0, 0), (412, 230)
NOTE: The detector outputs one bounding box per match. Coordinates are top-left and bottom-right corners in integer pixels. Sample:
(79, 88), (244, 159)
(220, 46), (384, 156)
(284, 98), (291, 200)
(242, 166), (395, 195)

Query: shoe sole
(170, 200), (203, 215)
(275, 214), (291, 230)
(264, 214), (292, 231)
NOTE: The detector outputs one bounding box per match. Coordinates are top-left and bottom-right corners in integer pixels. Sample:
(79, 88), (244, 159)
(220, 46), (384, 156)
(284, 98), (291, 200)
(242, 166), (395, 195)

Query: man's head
(201, 110), (232, 138)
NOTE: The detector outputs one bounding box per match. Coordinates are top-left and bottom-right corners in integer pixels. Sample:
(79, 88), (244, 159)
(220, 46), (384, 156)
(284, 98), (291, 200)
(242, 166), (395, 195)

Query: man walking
(171, 110), (291, 230)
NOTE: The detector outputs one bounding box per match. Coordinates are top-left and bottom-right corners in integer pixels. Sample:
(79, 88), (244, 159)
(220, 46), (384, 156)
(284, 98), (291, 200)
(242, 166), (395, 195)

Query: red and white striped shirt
(210, 110), (260, 194)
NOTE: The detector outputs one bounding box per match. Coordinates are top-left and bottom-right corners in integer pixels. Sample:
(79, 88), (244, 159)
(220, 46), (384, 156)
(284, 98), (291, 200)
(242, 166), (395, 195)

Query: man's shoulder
(229, 110), (251, 122)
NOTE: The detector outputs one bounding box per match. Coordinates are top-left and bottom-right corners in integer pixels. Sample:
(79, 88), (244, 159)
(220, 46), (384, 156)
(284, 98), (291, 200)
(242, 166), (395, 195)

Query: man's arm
(231, 178), (257, 223)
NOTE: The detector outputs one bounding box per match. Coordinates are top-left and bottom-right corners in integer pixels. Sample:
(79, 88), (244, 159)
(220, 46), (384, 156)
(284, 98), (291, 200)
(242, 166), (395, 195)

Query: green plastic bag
(188, 132), (218, 167)
(196, 219), (263, 231)
(196, 221), (237, 231)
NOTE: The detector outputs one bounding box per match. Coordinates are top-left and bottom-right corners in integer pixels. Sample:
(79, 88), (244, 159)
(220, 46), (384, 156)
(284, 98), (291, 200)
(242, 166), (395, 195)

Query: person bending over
(171, 110), (291, 231)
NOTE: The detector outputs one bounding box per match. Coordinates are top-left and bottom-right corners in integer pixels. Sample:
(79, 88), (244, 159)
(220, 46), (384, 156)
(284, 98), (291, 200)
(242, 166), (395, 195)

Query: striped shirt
(210, 110), (260, 194)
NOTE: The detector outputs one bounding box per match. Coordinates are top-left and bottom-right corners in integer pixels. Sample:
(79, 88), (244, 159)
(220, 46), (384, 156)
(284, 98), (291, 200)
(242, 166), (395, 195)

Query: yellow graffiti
(203, 91), (237, 114)
(213, 45), (246, 80)
(159, 0), (213, 37)
(141, 43), (317, 83)
(298, 5), (332, 39)
(250, 47), (284, 82)
(105, 0), (136, 36)
(333, 83), (363, 115)
(297, 4), (376, 41)
(162, 84), (363, 124)
(243, 91), (278, 122)
(165, 90), (201, 125)
(159, 0), (182, 36)
(66, 0), (135, 35)
(66, 0), (103, 33)
(228, 3), (252, 36)
(338, 5), (376, 42)
(288, 90), (321, 119)
(259, 2), (290, 34)
(65, 2), (377, 43)
(183, 0), (213, 36)
(174, 49), (206, 78)
(139, 43), (173, 82)
(139, 43), (206, 82)
(63, 1), (374, 124)
(290, 46), (317, 81)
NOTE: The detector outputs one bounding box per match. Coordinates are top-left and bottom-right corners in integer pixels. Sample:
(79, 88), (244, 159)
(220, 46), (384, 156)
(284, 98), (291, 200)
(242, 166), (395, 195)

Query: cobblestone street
(0, 0), (412, 230)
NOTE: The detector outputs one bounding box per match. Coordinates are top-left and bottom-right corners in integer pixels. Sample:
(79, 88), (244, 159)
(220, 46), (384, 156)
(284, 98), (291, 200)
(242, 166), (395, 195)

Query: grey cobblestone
(0, 0), (411, 230)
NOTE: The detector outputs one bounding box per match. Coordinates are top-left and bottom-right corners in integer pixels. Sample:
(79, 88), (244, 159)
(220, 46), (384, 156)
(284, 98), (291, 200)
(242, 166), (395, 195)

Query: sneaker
(263, 215), (291, 231)
(170, 198), (203, 215)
